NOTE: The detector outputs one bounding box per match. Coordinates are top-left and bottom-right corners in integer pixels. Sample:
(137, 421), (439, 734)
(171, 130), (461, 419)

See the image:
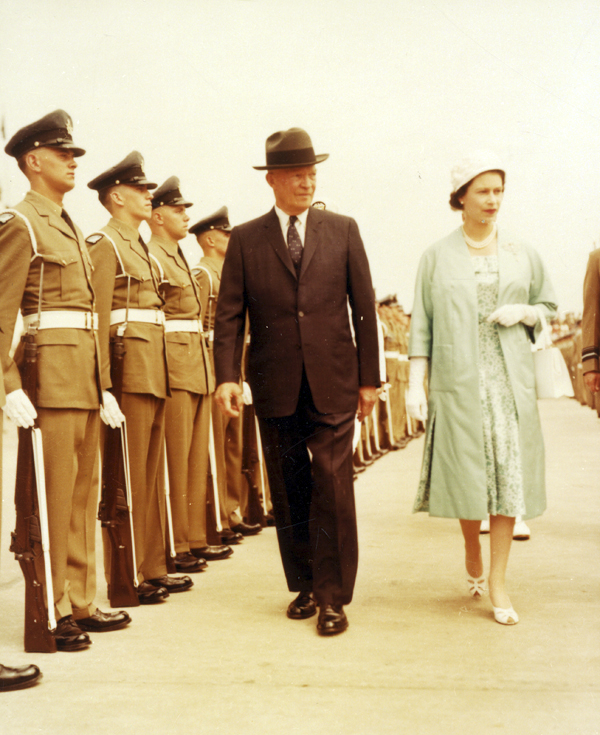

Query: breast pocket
(40, 251), (83, 300)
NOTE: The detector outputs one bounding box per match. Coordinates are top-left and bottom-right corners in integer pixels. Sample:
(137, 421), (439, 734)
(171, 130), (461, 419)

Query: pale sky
(2, 0), (600, 312)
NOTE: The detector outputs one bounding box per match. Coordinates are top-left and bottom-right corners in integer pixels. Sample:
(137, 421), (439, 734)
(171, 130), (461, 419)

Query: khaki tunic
(87, 219), (169, 581)
(149, 234), (215, 552)
(194, 256), (245, 528)
(0, 190), (101, 620)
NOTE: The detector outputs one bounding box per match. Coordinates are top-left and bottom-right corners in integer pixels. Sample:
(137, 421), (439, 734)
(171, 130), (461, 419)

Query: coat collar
(107, 216), (141, 246)
(263, 206), (322, 280)
(25, 190), (78, 243)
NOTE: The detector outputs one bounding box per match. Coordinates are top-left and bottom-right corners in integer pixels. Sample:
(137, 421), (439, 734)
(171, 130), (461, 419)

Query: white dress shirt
(274, 205), (309, 247)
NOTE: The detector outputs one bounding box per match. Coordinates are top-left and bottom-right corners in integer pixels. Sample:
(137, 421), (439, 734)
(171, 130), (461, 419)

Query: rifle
(241, 402), (265, 527)
(10, 322), (57, 653)
(98, 328), (140, 607)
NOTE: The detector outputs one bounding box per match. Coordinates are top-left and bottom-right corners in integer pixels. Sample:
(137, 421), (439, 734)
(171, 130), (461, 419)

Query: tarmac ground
(0, 397), (598, 735)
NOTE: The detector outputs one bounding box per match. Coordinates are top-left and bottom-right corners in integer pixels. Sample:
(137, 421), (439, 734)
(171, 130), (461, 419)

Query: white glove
(2, 388), (37, 428)
(406, 357), (428, 422)
(487, 304), (539, 328)
(242, 382), (253, 405)
(100, 391), (125, 428)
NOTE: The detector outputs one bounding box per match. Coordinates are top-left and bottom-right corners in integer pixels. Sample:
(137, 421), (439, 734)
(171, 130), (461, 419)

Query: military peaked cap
(253, 127), (328, 170)
(87, 151), (157, 191)
(189, 206), (232, 236)
(151, 176), (193, 209)
(4, 109), (85, 158)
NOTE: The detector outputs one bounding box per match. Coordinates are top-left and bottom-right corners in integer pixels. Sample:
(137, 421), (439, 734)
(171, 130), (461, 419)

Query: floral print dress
(413, 255), (526, 517)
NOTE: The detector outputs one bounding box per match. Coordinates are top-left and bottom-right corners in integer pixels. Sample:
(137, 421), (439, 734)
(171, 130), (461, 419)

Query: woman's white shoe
(493, 606), (519, 625)
(466, 575), (487, 598)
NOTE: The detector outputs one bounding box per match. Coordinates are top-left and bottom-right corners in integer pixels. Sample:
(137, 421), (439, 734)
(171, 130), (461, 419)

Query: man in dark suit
(214, 128), (380, 636)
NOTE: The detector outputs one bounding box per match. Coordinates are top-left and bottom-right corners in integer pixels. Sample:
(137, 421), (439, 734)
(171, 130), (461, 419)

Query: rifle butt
(20, 561), (57, 653)
(106, 527), (140, 608)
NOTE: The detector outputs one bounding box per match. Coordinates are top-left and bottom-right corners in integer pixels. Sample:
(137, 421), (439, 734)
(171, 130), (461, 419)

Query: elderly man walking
(214, 128), (380, 635)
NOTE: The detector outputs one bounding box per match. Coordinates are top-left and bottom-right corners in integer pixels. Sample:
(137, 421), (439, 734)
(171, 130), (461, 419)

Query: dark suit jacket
(214, 206), (380, 418)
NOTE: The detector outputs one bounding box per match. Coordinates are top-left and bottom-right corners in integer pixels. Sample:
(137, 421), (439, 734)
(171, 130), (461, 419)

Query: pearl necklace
(462, 223), (497, 250)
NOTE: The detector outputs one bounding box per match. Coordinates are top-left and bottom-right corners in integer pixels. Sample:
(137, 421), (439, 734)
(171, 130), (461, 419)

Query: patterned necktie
(287, 215), (303, 269)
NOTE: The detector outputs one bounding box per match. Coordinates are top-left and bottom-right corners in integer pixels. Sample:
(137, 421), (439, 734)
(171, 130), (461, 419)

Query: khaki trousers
(120, 393), (167, 582)
(35, 408), (99, 621)
(164, 389), (209, 552)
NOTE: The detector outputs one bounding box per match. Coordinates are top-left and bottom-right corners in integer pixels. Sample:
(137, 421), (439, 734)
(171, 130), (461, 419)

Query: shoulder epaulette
(0, 209), (39, 260)
(0, 212), (15, 225)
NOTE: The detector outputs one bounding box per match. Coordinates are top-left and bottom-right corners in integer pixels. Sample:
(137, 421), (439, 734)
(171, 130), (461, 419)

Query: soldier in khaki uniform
(148, 178), (233, 569)
(0, 110), (130, 650)
(582, 247), (600, 396)
(86, 152), (192, 603)
(191, 207), (262, 542)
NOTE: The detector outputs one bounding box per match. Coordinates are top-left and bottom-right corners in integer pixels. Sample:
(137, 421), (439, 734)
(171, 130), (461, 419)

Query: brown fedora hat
(253, 127), (329, 170)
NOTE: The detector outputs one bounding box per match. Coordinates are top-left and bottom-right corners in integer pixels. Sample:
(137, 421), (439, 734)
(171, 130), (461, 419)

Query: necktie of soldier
(61, 209), (77, 237)
(287, 215), (303, 270)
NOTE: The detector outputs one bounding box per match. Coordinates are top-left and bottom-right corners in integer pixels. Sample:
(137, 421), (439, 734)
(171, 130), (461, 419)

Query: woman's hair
(449, 169), (505, 211)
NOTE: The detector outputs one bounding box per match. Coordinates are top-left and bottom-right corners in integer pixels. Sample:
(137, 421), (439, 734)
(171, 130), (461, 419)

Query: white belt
(110, 308), (165, 327)
(23, 310), (98, 331)
(385, 350), (400, 359)
(164, 319), (202, 334)
(398, 355), (409, 362)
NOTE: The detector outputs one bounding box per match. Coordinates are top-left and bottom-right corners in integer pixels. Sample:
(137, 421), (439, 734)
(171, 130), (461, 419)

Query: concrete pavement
(0, 397), (598, 734)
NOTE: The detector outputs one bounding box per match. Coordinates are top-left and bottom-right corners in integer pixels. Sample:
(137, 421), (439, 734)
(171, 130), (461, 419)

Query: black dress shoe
(264, 513), (276, 527)
(53, 616), (92, 651)
(191, 545), (233, 561)
(174, 552), (207, 572)
(316, 604), (348, 636)
(231, 521), (262, 536)
(220, 529), (243, 545)
(287, 591), (317, 620)
(137, 580), (169, 605)
(77, 609), (132, 632)
(0, 663), (42, 691)
(147, 575), (193, 593)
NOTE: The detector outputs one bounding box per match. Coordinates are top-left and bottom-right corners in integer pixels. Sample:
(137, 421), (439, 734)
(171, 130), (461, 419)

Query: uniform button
(298, 311), (304, 317)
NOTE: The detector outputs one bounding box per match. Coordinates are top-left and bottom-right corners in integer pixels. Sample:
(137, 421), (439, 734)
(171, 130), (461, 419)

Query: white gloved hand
(100, 390), (125, 428)
(2, 388), (37, 428)
(406, 357), (428, 422)
(487, 304), (539, 328)
(242, 382), (253, 405)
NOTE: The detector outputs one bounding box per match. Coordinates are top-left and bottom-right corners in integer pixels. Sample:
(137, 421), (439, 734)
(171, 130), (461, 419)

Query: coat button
(298, 311), (304, 317)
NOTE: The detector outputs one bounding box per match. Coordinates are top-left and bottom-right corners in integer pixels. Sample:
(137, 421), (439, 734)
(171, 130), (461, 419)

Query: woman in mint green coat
(406, 152), (557, 627)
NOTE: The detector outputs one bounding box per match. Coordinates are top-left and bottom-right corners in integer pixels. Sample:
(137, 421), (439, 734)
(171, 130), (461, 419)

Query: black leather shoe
(77, 609), (132, 632)
(264, 513), (276, 527)
(147, 575), (193, 593)
(316, 605), (348, 636)
(287, 591), (317, 620)
(0, 663), (42, 691)
(220, 529), (244, 545)
(54, 616), (92, 651)
(191, 545), (233, 561)
(174, 552), (207, 572)
(231, 521), (262, 536)
(137, 580), (169, 604)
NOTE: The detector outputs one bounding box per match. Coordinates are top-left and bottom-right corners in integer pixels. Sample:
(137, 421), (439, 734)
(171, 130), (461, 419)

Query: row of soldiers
(0, 110), (272, 659)
(352, 296), (424, 472)
(0, 111), (420, 685)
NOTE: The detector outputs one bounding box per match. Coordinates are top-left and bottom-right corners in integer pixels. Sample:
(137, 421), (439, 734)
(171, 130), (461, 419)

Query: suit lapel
(264, 208), (296, 279)
(300, 207), (321, 278)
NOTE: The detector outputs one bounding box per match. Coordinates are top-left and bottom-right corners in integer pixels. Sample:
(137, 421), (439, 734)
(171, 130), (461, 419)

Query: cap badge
(66, 118), (73, 136)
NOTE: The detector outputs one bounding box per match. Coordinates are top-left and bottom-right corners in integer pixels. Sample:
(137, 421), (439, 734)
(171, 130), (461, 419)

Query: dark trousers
(258, 378), (358, 607)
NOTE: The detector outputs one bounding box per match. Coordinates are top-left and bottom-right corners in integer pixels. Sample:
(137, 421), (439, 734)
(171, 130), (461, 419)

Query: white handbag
(531, 313), (574, 399)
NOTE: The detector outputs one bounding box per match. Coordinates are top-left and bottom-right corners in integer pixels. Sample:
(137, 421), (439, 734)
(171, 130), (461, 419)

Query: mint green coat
(408, 227), (557, 520)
